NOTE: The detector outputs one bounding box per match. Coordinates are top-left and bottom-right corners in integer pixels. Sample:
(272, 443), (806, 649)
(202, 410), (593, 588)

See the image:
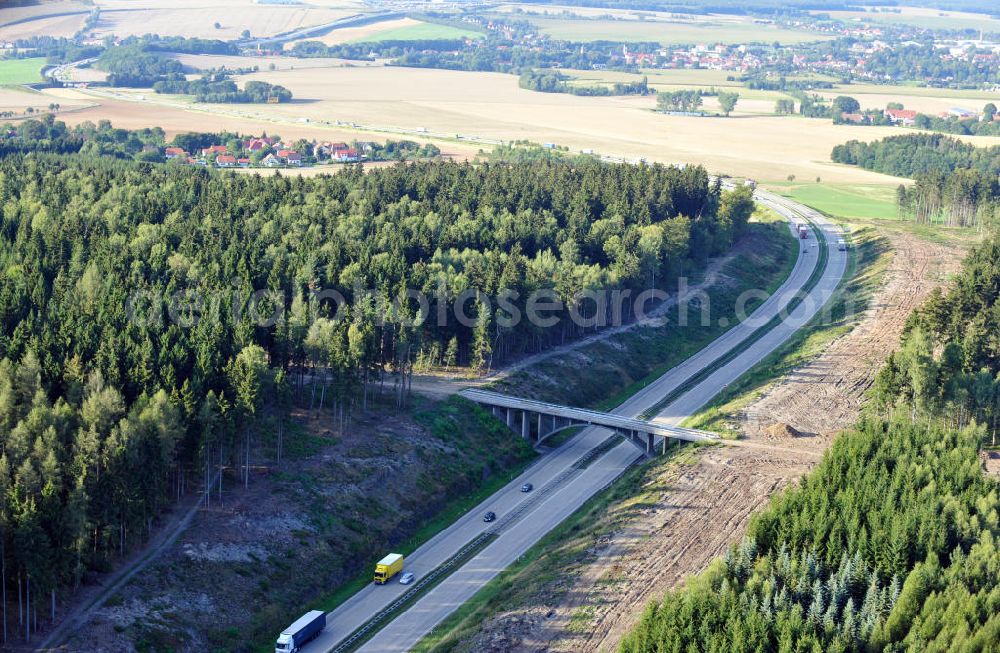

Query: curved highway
(304, 189), (848, 653)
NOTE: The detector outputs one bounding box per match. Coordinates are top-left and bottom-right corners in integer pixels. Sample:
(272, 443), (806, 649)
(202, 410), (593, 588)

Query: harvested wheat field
(0, 87), (93, 114)
(0, 12), (88, 40)
(224, 65), (1000, 182)
(169, 53), (373, 73)
(89, 0), (362, 40)
(47, 88), (480, 161)
(817, 89), (996, 116)
(0, 0), (88, 24)
(283, 17), (422, 47)
(53, 65), (1000, 182)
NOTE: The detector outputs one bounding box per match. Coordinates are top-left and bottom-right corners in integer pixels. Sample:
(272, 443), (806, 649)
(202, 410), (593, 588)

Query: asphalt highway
(305, 191), (847, 653)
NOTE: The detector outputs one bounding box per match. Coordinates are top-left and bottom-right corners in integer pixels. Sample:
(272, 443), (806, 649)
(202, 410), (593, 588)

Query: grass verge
(410, 443), (708, 653)
(495, 211), (798, 412)
(683, 225), (889, 434)
(310, 452), (535, 619)
(641, 216), (828, 422)
(311, 211), (797, 649)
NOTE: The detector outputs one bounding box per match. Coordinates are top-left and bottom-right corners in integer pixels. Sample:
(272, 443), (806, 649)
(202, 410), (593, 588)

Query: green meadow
(770, 182), (900, 221)
(0, 58), (45, 86)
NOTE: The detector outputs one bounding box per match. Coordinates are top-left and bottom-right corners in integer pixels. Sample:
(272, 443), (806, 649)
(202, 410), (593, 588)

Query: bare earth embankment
(462, 229), (965, 653)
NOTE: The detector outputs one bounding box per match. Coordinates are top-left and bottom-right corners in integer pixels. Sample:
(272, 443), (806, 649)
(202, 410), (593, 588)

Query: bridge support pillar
(661, 437), (671, 455)
(522, 411), (531, 440)
(506, 408), (514, 430)
(537, 412), (544, 440)
(645, 432), (655, 456)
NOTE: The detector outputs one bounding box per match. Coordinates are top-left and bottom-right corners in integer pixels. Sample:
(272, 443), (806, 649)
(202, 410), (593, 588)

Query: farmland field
(561, 68), (795, 109)
(769, 182), (901, 220)
(523, 16), (831, 44)
(72, 65), (995, 184)
(349, 20), (485, 43)
(0, 58), (45, 85)
(0, 86), (93, 116)
(284, 17), (421, 47)
(0, 1), (89, 23)
(42, 86), (483, 158)
(0, 11), (88, 40)
(564, 68), (741, 88)
(818, 83), (1000, 115)
(816, 6), (1000, 32)
(89, 0), (364, 40)
(168, 53), (373, 72)
(292, 16), (487, 46)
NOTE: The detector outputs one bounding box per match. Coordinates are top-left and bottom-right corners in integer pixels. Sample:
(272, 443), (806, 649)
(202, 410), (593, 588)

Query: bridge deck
(459, 389), (719, 443)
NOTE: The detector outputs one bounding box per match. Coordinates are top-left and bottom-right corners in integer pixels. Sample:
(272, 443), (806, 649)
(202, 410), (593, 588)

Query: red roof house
(885, 109), (917, 125)
(333, 147), (359, 162)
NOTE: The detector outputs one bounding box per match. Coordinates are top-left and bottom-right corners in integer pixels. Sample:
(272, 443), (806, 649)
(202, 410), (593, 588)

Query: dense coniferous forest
(831, 134), (1000, 227)
(831, 134), (1000, 178)
(0, 143), (753, 633)
(620, 235), (1000, 652)
(895, 170), (999, 227)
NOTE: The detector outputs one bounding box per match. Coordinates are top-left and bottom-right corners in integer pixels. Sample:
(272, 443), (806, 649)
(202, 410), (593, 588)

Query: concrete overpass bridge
(459, 388), (719, 456)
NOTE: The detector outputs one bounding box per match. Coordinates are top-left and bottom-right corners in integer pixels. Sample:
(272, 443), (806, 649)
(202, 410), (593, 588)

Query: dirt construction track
(481, 229), (964, 653)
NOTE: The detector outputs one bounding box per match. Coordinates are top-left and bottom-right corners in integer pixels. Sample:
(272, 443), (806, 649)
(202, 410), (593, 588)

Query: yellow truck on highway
(374, 553), (404, 584)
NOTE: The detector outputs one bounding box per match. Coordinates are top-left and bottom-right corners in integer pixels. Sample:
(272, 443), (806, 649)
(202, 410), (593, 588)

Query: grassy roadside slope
(411, 444), (707, 653)
(89, 213), (795, 652)
(409, 214), (801, 651)
(417, 196), (979, 653)
(494, 212), (798, 410)
(683, 225), (889, 434)
(309, 212), (799, 652)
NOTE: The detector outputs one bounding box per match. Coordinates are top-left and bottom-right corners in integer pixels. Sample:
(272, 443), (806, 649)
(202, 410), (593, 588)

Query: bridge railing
(459, 388), (718, 456)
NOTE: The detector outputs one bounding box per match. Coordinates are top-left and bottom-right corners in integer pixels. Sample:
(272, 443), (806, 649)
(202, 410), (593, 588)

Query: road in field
(305, 191), (846, 652)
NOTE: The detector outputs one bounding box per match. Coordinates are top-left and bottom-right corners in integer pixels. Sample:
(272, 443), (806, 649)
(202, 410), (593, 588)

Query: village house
(164, 147), (187, 159)
(885, 108), (917, 125)
(215, 154), (237, 168)
(201, 145), (227, 157)
(244, 137), (274, 152)
(260, 153), (282, 167)
(333, 147), (359, 163)
(277, 149), (302, 165)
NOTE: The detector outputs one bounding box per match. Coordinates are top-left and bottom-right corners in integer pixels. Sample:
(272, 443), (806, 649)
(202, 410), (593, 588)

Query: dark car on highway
(521, 483), (533, 492)
(483, 511), (496, 522)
